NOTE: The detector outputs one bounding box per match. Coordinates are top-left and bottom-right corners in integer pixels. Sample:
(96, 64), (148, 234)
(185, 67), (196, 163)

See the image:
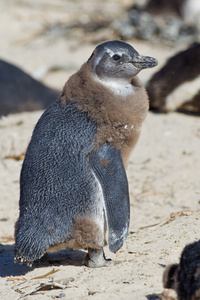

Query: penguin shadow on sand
(0, 243), (30, 277)
(0, 243), (86, 277)
(34, 249), (87, 269)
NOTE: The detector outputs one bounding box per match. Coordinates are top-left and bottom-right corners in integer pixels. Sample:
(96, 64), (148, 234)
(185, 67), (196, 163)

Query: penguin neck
(61, 62), (148, 125)
(94, 76), (134, 97)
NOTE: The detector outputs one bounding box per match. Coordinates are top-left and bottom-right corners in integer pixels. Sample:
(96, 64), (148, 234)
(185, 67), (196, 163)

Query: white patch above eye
(105, 48), (122, 59)
(93, 48), (117, 68)
(105, 48), (115, 56)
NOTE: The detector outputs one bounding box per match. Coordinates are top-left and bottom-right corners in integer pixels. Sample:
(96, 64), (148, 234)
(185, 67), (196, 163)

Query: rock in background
(0, 59), (59, 116)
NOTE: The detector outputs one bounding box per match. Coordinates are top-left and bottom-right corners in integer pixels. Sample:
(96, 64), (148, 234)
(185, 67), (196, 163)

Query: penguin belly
(15, 99), (106, 264)
(47, 169), (106, 253)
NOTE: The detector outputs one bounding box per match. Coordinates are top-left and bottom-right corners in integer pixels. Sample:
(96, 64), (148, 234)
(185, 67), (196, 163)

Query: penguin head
(89, 40), (158, 82)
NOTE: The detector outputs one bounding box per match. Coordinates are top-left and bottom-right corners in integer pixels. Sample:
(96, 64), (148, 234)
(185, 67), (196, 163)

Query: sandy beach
(0, 1), (200, 299)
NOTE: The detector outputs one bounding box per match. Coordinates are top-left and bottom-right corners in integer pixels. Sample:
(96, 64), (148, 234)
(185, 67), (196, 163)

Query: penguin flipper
(90, 143), (130, 253)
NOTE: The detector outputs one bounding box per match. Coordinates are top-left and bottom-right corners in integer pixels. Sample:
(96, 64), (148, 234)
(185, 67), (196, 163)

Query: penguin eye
(112, 54), (121, 61)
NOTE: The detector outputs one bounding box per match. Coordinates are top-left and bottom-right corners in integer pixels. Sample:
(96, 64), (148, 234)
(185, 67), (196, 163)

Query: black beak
(130, 55), (158, 69)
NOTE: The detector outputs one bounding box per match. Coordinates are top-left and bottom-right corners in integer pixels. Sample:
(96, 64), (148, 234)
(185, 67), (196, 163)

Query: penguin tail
(14, 227), (49, 267)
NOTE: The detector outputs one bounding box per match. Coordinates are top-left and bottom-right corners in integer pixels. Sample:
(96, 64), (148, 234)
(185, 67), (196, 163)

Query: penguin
(0, 59), (59, 116)
(146, 43), (200, 113)
(163, 240), (200, 300)
(14, 40), (157, 268)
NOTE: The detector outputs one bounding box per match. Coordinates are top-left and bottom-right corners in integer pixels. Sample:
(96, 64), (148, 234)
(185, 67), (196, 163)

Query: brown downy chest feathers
(61, 62), (149, 165)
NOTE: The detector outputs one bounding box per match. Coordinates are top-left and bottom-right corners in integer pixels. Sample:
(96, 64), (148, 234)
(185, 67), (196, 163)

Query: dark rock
(0, 59), (59, 116)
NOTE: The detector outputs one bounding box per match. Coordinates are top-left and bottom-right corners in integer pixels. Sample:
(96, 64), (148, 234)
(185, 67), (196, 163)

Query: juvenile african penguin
(14, 40), (157, 268)
(163, 240), (200, 300)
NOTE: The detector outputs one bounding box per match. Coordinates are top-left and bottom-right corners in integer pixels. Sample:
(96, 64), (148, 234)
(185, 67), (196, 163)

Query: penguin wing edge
(90, 143), (130, 253)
